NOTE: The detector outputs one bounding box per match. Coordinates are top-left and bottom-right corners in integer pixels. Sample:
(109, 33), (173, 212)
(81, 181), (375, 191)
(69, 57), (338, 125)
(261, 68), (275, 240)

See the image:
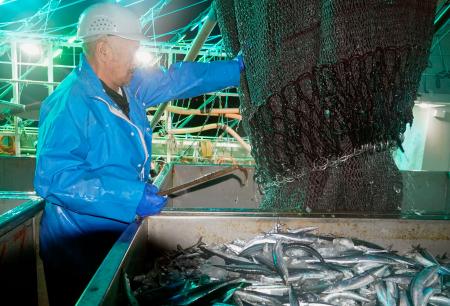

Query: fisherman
(33, 3), (244, 305)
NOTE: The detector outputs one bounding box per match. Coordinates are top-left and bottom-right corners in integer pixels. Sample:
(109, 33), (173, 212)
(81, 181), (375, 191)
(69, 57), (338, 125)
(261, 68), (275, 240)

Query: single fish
(261, 269), (333, 283)
(287, 227), (318, 234)
(383, 273), (414, 286)
(245, 284), (289, 296)
(353, 262), (385, 274)
(289, 284), (300, 306)
(285, 243), (325, 263)
(231, 239), (247, 247)
(358, 287), (375, 298)
(395, 268), (419, 275)
(169, 278), (248, 305)
(325, 265), (389, 293)
(429, 295), (450, 306)
(423, 287), (436, 305)
(283, 303), (334, 306)
(297, 292), (321, 303)
(269, 232), (317, 244)
(415, 245), (439, 265)
(232, 293), (244, 306)
(376, 252), (418, 266)
(321, 291), (371, 303)
(273, 240), (290, 285)
(350, 238), (386, 252)
(199, 245), (252, 265)
(438, 265), (450, 275)
(212, 263), (275, 275)
(324, 254), (401, 265)
(374, 281), (389, 306)
(253, 252), (277, 270)
(386, 281), (398, 305)
(399, 289), (412, 306)
(409, 265), (439, 306)
(240, 234), (316, 258)
(225, 243), (243, 255)
(425, 270), (440, 287)
(285, 248), (310, 258)
(239, 237), (278, 257)
(333, 238), (356, 250)
(296, 262), (351, 279)
(406, 250), (436, 267)
(233, 289), (282, 306)
(315, 246), (343, 258)
(220, 281), (247, 303)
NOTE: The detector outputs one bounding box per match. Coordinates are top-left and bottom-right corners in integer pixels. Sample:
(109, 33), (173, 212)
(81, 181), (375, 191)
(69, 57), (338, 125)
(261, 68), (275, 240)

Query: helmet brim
(116, 33), (148, 42)
(80, 33), (148, 42)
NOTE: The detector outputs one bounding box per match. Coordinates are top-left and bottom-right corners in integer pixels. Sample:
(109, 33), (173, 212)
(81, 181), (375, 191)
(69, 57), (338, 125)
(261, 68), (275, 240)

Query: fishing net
(214, 0), (436, 212)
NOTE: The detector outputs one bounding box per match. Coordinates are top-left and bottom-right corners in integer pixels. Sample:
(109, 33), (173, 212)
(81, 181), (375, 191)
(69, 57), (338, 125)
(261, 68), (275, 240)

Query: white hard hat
(77, 3), (146, 42)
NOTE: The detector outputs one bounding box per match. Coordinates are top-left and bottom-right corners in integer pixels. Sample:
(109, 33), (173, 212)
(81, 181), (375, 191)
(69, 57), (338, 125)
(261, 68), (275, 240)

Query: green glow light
(20, 42), (42, 57)
(53, 48), (62, 58)
(434, 5), (450, 24)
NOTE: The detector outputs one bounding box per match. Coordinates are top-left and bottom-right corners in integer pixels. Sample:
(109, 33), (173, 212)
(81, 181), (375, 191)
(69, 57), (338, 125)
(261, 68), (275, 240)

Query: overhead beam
(151, 6), (218, 129)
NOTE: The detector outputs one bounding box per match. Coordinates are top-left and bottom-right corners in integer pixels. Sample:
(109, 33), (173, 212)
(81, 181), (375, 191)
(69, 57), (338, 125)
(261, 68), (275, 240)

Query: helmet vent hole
(78, 6), (139, 39)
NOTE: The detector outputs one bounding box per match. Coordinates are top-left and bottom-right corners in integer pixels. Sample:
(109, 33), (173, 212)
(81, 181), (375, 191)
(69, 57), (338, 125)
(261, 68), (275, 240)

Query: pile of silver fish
(132, 226), (450, 305)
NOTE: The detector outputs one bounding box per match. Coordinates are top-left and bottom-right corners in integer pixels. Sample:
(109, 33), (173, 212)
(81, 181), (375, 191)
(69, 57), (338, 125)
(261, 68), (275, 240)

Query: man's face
(104, 36), (140, 87)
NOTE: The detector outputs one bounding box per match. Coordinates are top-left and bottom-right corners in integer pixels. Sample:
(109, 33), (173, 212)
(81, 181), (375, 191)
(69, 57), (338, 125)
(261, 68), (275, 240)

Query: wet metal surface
(0, 198), (43, 305)
(158, 163), (261, 209)
(79, 211), (450, 305)
(145, 213), (450, 255)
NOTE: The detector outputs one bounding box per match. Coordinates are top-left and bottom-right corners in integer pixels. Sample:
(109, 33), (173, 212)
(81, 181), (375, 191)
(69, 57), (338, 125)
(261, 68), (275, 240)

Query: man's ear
(96, 39), (110, 62)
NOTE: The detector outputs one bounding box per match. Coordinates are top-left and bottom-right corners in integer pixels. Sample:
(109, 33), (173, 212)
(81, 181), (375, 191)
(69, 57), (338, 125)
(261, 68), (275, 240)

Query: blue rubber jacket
(34, 55), (240, 264)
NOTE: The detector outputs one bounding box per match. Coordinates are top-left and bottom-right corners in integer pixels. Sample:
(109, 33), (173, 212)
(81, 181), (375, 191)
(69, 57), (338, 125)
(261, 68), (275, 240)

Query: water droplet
(394, 185), (401, 193)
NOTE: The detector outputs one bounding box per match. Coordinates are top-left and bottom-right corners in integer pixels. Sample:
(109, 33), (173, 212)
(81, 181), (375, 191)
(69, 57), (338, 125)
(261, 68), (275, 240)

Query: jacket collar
(76, 54), (141, 120)
(76, 54), (106, 98)
(76, 54), (129, 105)
(76, 54), (133, 108)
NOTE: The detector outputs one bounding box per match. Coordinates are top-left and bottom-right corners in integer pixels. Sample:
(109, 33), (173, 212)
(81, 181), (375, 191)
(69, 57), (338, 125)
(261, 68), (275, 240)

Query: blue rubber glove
(136, 183), (167, 217)
(234, 52), (245, 72)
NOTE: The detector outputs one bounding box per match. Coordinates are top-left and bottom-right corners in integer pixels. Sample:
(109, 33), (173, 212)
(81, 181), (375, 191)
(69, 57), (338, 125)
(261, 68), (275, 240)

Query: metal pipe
(166, 105), (241, 120)
(184, 7), (217, 61)
(151, 6), (217, 129)
(177, 95), (216, 129)
(168, 123), (251, 153)
(169, 106), (240, 114)
(2, 101), (41, 119)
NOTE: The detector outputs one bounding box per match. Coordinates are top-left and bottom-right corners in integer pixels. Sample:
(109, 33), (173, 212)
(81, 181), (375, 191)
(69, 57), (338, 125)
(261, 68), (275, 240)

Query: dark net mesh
(214, 0), (436, 212)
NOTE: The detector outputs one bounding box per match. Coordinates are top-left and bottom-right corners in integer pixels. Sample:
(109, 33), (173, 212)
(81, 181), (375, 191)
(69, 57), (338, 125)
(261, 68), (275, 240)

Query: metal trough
(0, 191), (38, 214)
(77, 164), (449, 305)
(77, 211), (450, 305)
(0, 195), (44, 305)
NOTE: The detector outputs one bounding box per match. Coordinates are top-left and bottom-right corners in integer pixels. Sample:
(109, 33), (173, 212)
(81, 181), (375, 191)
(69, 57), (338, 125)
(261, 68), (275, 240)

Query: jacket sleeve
(130, 60), (241, 108)
(34, 96), (145, 224)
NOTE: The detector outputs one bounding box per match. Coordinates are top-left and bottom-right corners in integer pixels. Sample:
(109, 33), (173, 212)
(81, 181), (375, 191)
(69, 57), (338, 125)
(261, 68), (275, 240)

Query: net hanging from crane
(214, 0), (436, 212)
